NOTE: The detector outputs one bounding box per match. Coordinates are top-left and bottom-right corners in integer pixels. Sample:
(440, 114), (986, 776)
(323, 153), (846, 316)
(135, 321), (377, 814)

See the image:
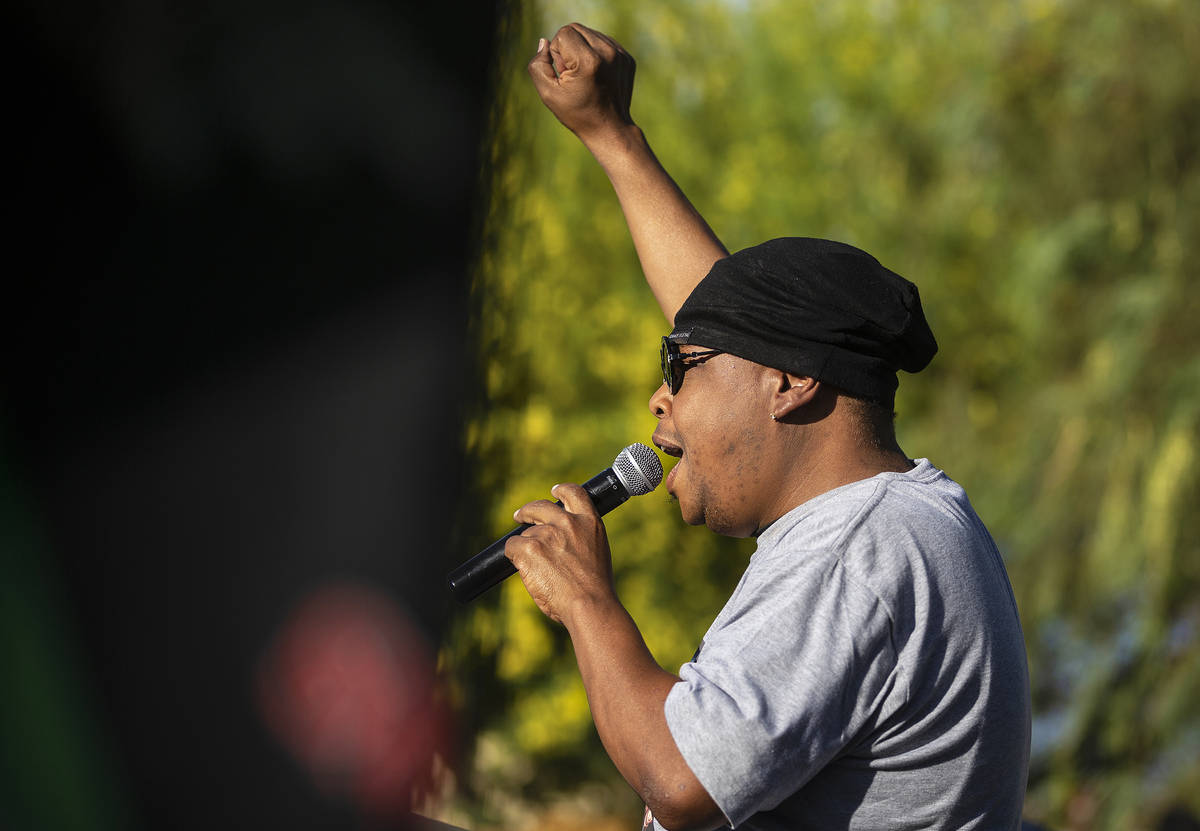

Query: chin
(674, 500), (704, 527)
(671, 495), (706, 528)
(701, 507), (756, 539)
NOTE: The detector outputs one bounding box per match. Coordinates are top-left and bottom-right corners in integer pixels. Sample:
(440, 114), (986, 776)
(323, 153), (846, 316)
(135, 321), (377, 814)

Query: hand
(528, 23), (636, 144)
(505, 483), (617, 626)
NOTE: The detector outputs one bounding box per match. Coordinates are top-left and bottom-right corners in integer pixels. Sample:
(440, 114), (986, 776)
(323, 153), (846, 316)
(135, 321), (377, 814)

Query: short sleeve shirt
(656, 460), (1030, 830)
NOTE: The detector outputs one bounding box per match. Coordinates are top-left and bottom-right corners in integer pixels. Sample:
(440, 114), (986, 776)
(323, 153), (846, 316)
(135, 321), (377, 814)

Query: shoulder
(771, 459), (978, 543)
(758, 460), (997, 599)
(759, 462), (949, 553)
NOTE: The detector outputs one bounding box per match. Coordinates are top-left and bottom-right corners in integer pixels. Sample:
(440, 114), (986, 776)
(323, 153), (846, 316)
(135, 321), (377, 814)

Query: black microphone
(447, 443), (664, 603)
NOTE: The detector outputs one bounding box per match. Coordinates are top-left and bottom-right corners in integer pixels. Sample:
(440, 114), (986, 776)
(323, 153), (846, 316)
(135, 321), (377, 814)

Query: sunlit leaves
(450, 0), (1200, 826)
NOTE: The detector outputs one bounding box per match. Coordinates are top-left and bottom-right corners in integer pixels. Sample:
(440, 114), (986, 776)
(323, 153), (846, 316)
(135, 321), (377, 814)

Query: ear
(769, 372), (820, 421)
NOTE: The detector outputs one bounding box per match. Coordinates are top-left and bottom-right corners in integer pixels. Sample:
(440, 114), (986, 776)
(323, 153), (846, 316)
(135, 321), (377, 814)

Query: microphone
(447, 443), (663, 603)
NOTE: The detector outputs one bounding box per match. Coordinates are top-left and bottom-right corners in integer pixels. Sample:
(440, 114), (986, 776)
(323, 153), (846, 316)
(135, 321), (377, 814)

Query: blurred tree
(445, 0), (1200, 828)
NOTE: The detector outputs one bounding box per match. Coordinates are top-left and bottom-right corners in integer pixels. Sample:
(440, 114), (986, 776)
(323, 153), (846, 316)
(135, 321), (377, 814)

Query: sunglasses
(661, 334), (723, 395)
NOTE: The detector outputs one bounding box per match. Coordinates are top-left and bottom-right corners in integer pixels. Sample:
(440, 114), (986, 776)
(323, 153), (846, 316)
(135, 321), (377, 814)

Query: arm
(507, 485), (724, 831)
(528, 23), (728, 324)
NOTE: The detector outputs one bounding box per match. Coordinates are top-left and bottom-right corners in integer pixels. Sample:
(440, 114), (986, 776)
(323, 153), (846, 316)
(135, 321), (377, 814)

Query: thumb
(550, 483), (597, 518)
(528, 37), (558, 87)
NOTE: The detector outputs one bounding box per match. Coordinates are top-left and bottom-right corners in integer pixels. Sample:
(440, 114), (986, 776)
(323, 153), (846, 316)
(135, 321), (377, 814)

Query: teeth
(653, 437), (683, 457)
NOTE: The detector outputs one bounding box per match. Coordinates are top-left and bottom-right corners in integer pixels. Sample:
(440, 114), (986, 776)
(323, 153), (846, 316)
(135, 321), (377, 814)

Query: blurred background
(4, 0), (1198, 830)
(5, 0), (495, 828)
(449, 0), (1199, 829)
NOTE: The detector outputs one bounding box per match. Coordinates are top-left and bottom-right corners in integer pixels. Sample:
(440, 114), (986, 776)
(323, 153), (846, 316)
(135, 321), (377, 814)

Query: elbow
(644, 786), (725, 831)
(650, 806), (725, 831)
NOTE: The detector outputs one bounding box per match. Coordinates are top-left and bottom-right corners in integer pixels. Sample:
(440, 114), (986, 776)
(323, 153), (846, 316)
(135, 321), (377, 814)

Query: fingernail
(537, 38), (546, 53)
(513, 509), (520, 521)
(550, 483), (561, 494)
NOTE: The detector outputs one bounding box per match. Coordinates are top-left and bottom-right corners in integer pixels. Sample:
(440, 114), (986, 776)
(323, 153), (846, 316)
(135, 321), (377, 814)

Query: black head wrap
(671, 238), (937, 404)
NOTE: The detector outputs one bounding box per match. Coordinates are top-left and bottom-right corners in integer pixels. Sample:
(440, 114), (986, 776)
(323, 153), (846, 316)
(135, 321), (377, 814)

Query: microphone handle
(447, 468), (631, 603)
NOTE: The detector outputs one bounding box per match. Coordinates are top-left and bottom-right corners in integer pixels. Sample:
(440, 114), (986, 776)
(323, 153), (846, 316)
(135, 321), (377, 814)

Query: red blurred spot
(257, 584), (450, 817)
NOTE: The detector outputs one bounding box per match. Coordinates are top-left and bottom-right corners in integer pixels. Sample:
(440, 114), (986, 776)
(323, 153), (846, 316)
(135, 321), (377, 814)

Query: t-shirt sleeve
(663, 550), (899, 828)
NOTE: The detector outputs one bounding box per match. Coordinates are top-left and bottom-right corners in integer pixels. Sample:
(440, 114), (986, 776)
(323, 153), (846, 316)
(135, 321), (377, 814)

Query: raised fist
(528, 23), (636, 142)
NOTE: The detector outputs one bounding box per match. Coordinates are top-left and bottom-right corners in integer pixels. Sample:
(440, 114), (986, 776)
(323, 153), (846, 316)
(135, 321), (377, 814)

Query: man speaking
(503, 23), (1030, 830)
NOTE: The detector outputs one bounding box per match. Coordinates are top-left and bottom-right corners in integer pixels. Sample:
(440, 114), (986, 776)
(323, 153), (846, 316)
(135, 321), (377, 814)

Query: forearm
(564, 595), (722, 830)
(528, 24), (727, 323)
(581, 124), (728, 324)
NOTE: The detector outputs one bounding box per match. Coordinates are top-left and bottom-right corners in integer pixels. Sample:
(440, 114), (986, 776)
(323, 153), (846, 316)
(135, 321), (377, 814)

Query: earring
(770, 412), (778, 421)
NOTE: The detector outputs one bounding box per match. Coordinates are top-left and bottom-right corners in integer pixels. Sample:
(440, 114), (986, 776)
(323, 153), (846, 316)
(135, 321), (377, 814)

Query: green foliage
(446, 0), (1200, 827)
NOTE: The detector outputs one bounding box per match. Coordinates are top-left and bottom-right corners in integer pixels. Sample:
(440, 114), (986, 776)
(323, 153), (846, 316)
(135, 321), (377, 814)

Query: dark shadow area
(4, 0), (501, 827)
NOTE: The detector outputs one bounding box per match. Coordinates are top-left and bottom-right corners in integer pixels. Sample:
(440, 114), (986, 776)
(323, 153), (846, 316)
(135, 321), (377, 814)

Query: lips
(652, 433), (684, 493)
(666, 461), (680, 491)
(652, 433), (683, 458)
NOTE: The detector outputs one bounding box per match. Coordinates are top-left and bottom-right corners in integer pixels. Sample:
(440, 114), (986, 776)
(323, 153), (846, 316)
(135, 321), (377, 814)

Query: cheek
(674, 361), (767, 463)
(678, 399), (767, 495)
(678, 404), (743, 470)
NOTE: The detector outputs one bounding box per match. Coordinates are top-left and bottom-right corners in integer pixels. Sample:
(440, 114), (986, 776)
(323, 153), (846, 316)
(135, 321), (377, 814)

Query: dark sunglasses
(661, 334), (723, 395)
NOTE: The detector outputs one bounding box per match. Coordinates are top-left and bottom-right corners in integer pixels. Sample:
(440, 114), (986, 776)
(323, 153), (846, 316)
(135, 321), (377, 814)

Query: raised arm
(528, 23), (728, 324)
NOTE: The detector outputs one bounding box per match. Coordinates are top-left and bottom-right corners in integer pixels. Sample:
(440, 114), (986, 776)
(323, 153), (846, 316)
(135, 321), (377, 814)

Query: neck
(755, 421), (913, 536)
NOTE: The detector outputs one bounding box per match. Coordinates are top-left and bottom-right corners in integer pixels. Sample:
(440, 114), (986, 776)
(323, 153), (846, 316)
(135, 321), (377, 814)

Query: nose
(648, 382), (672, 419)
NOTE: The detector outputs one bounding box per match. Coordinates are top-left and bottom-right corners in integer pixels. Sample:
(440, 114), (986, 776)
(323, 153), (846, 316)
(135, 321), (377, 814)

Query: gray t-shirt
(657, 460), (1030, 830)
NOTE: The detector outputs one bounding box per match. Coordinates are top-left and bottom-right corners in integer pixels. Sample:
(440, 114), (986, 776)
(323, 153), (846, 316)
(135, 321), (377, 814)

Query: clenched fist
(528, 23), (637, 144)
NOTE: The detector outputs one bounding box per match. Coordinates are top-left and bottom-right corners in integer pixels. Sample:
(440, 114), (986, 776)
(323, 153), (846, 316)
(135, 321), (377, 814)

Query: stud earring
(770, 412), (778, 421)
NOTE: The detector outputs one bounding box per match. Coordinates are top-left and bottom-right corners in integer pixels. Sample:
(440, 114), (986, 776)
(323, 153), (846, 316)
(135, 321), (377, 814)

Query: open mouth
(652, 435), (683, 458)
(652, 434), (684, 496)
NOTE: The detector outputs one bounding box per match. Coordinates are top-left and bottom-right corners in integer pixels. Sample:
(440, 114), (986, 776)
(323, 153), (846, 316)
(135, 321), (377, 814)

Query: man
(504, 23), (1031, 831)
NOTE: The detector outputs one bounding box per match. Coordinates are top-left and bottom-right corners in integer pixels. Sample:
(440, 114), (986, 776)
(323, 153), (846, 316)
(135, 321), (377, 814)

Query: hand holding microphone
(447, 444), (663, 603)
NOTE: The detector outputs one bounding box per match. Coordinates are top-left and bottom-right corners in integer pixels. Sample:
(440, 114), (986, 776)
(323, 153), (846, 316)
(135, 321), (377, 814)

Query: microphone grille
(612, 443), (663, 497)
